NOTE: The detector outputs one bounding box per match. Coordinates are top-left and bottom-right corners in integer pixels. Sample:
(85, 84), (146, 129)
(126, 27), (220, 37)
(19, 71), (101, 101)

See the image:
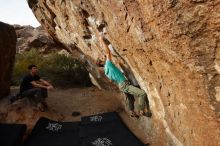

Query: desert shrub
(11, 49), (92, 87)
(12, 49), (45, 85)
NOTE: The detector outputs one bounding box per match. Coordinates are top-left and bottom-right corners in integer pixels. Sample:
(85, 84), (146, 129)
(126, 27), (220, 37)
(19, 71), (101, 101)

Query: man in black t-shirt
(19, 64), (54, 112)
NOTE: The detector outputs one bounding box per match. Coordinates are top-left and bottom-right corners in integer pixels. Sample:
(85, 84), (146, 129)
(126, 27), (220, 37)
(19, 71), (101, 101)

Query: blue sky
(0, 0), (40, 27)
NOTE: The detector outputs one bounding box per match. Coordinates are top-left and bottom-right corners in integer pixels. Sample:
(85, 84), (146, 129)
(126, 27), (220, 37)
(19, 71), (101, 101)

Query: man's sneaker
(9, 94), (23, 104)
(9, 95), (16, 103)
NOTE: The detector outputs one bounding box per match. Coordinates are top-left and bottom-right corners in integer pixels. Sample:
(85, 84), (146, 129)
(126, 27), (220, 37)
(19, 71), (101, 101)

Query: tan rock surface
(28, 0), (220, 145)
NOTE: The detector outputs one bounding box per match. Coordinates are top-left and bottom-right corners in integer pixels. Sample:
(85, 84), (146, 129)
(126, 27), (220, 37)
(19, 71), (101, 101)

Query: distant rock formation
(0, 22), (16, 99)
(28, 0), (220, 145)
(14, 25), (64, 53)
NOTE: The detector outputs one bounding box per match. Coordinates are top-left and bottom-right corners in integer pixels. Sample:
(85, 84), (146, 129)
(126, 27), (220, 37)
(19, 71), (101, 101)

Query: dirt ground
(0, 86), (149, 144)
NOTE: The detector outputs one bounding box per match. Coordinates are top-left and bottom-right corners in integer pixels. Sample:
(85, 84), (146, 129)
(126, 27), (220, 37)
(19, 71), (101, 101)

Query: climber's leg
(119, 81), (152, 117)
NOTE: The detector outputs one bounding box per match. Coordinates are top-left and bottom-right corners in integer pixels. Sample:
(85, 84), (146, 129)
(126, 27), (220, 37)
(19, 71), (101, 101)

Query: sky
(0, 0), (40, 27)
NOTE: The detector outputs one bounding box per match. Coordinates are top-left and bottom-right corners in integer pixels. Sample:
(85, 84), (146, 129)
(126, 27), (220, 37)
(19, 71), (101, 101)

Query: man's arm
(99, 37), (112, 61)
(31, 79), (54, 90)
(39, 79), (53, 87)
(31, 81), (49, 89)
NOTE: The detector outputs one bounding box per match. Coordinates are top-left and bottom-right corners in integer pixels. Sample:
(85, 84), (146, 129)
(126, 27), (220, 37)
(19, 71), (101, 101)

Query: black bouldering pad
(81, 112), (121, 124)
(24, 117), (80, 146)
(81, 133), (144, 146)
(79, 120), (125, 138)
(80, 112), (144, 146)
(24, 112), (145, 146)
(0, 123), (26, 146)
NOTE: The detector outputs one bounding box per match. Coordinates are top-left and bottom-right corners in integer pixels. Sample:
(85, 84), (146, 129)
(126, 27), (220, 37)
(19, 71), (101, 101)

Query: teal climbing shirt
(104, 60), (126, 84)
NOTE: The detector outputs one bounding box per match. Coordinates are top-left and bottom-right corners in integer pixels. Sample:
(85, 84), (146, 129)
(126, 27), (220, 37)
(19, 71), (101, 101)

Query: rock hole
(191, 0), (207, 3)
(41, 19), (45, 24)
(103, 38), (111, 45)
(123, 49), (127, 51)
(136, 48), (145, 52)
(83, 34), (92, 39)
(125, 12), (128, 20)
(87, 42), (91, 48)
(81, 8), (90, 18)
(83, 19), (89, 27)
(159, 84), (162, 90)
(126, 26), (131, 33)
(64, 15), (69, 20)
(168, 101), (171, 106)
(169, 0), (178, 8)
(97, 23), (106, 32)
(68, 43), (77, 50)
(131, 17), (134, 22)
(149, 60), (152, 66)
(124, 6), (128, 11)
(83, 27), (92, 39)
(88, 43), (91, 47)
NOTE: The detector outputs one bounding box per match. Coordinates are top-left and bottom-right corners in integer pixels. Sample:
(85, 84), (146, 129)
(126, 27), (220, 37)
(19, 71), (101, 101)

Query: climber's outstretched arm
(99, 36), (112, 61)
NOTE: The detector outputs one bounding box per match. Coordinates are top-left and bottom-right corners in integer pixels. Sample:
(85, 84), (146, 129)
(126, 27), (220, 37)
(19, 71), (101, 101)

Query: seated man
(96, 36), (152, 118)
(19, 64), (54, 112)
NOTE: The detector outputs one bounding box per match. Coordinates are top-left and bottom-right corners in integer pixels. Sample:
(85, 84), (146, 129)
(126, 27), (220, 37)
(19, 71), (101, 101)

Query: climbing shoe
(9, 95), (17, 103)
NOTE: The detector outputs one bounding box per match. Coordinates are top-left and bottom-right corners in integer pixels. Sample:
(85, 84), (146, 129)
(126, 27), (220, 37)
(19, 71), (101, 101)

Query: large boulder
(0, 22), (17, 99)
(28, 0), (220, 145)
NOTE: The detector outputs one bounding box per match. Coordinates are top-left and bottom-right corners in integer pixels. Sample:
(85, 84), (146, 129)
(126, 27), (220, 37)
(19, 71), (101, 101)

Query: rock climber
(96, 35), (152, 118)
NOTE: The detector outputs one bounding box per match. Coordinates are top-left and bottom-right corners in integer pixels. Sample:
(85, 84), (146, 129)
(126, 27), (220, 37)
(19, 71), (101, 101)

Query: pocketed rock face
(28, 0), (220, 145)
(0, 22), (16, 99)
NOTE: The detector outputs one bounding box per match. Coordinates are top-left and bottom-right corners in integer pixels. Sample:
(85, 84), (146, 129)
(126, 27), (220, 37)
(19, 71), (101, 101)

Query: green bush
(11, 49), (92, 87)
